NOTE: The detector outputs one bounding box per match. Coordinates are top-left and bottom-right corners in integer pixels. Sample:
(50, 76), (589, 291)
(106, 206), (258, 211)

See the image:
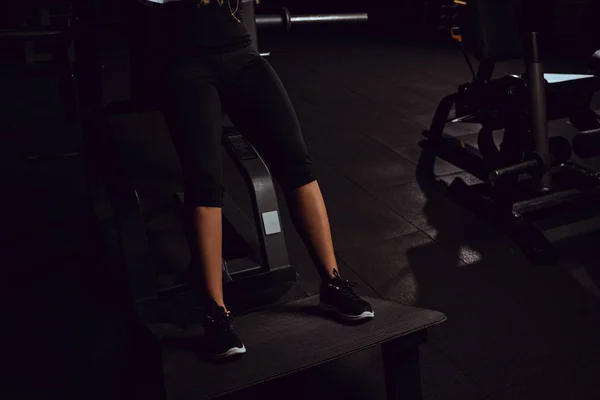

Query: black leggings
(161, 43), (316, 208)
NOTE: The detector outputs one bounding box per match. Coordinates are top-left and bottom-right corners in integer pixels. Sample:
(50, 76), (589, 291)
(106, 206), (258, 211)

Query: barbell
(0, 28), (63, 39)
(0, 8), (368, 40)
(256, 8), (368, 32)
(489, 136), (573, 182)
(573, 128), (600, 159)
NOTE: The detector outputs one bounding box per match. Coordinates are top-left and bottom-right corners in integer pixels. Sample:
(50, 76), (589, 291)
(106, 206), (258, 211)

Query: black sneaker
(203, 301), (246, 360)
(320, 269), (375, 321)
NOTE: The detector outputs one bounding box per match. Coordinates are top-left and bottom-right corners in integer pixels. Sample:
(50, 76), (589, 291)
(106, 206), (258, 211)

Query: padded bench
(161, 295), (446, 400)
(544, 73), (600, 120)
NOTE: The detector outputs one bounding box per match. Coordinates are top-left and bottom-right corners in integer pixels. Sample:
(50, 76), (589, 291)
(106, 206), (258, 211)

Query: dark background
(4, 0), (599, 51)
(123, 0), (599, 53)
(262, 0), (599, 51)
(2, 1), (600, 399)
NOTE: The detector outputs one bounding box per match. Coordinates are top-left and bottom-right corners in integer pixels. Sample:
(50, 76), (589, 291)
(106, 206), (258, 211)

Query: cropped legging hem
(161, 43), (317, 209)
(184, 171), (317, 209)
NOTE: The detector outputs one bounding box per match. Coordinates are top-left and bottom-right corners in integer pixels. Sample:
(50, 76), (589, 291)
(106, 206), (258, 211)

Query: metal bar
(525, 32), (551, 191)
(290, 13), (368, 25)
(580, 128), (600, 135)
(15, 10), (369, 37)
(490, 136), (572, 181)
(27, 152), (81, 161)
(85, 11), (367, 32)
(450, 114), (477, 123)
(562, 161), (600, 178)
(0, 28), (64, 39)
(489, 159), (538, 182)
(513, 185), (600, 215)
(255, 11), (368, 30)
(255, 15), (284, 28)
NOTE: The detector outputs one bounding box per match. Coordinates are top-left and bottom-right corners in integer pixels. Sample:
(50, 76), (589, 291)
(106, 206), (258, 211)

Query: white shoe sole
(208, 345), (247, 360)
(320, 303), (375, 321)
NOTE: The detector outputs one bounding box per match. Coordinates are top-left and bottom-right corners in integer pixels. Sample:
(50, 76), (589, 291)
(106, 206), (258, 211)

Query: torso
(139, 0), (253, 55)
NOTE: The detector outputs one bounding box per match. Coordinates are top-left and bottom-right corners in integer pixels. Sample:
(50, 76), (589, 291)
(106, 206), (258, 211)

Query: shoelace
(207, 309), (234, 330)
(329, 278), (361, 300)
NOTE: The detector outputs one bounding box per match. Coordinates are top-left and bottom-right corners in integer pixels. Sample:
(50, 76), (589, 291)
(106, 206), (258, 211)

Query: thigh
(162, 63), (223, 189)
(219, 53), (312, 184)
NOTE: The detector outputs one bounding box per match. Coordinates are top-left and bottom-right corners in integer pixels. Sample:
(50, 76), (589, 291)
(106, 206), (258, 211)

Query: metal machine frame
(424, 0), (600, 265)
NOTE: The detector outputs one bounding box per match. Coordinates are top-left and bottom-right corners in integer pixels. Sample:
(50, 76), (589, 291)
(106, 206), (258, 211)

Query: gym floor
(3, 27), (600, 399)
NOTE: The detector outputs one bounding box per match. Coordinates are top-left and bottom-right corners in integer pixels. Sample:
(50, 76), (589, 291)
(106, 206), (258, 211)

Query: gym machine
(256, 7), (368, 32)
(423, 0), (600, 265)
(0, 7), (79, 160)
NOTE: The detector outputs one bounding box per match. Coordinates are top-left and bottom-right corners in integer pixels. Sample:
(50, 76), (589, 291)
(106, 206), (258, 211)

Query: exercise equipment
(0, 2), (72, 66)
(255, 7), (368, 32)
(573, 128), (600, 159)
(0, 10), (79, 153)
(423, 0), (600, 265)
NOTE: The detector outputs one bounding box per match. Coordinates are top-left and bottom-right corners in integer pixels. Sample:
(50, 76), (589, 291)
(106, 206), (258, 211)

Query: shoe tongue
(208, 301), (230, 318)
(217, 307), (230, 318)
(212, 310), (232, 325)
(330, 277), (347, 287)
(209, 299), (224, 311)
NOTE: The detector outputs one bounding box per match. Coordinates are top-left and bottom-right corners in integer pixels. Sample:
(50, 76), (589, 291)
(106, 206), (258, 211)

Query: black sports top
(140, 0), (252, 55)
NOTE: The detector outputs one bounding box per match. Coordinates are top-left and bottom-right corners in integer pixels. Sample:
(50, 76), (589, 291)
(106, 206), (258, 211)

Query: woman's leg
(220, 50), (338, 281)
(191, 207), (225, 309)
(163, 63), (249, 357)
(286, 182), (337, 280)
(162, 61), (228, 310)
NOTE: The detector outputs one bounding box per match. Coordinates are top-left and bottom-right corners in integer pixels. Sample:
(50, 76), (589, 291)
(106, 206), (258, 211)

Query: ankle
(208, 298), (229, 313)
(321, 273), (336, 284)
(327, 267), (340, 279)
